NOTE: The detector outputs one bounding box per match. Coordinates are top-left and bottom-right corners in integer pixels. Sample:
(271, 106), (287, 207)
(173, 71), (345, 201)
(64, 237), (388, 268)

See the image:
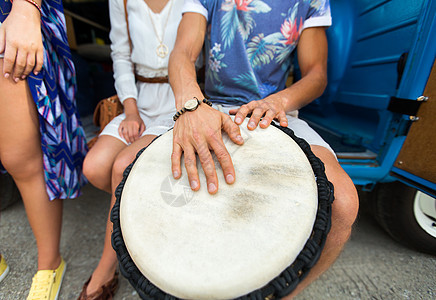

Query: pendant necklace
(146, 0), (174, 58)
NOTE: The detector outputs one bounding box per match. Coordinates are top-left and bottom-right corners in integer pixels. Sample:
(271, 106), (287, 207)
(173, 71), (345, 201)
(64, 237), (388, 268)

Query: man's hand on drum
(0, 0), (44, 82)
(229, 94), (289, 130)
(172, 104), (244, 194)
(119, 98), (145, 144)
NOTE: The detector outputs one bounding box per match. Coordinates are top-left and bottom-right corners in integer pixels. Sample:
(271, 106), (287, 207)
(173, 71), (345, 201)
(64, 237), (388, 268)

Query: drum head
(119, 121), (318, 299)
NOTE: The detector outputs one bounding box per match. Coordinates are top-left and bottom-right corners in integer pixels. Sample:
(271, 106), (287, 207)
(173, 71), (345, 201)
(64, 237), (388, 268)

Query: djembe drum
(111, 120), (333, 299)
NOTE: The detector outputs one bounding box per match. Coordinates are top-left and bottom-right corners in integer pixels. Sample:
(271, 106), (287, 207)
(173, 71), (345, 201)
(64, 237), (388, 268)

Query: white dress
(100, 0), (183, 144)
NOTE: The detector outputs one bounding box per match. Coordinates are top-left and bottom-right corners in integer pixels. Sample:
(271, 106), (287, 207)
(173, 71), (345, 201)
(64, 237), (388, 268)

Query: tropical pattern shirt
(183, 0), (331, 105)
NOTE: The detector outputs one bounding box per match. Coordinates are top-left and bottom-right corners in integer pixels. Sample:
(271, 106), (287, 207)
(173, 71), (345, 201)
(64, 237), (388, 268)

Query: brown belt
(135, 74), (169, 83)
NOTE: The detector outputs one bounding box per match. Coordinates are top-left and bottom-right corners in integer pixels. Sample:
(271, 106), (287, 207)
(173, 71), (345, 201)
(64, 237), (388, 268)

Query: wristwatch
(173, 97), (212, 121)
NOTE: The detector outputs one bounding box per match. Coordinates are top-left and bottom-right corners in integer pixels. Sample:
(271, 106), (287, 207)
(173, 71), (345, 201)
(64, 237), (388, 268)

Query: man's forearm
(169, 49), (204, 111)
(277, 66), (327, 113)
(275, 27), (328, 113)
(168, 13), (207, 111)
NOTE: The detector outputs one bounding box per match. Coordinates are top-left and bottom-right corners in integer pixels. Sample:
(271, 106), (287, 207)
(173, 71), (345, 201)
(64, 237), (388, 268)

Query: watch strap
(173, 98), (213, 121)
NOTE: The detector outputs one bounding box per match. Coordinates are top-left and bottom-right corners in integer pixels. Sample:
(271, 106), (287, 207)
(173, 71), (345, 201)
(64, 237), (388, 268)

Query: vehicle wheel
(370, 181), (436, 255)
(0, 172), (21, 211)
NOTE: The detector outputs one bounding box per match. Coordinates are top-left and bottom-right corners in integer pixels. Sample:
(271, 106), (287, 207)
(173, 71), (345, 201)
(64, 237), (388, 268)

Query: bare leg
(285, 146), (359, 299)
(83, 135), (126, 194)
(0, 60), (62, 270)
(85, 135), (157, 294)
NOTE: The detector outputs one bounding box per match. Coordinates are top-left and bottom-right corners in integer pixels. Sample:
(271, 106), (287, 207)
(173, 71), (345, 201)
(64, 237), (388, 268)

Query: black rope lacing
(111, 124), (334, 300)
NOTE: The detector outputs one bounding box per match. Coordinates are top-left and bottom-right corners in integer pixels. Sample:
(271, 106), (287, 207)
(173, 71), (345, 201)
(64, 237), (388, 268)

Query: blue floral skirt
(0, 0), (88, 199)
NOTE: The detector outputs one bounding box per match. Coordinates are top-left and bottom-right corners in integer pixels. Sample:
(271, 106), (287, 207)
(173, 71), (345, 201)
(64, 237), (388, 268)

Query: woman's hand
(229, 94), (289, 130)
(172, 105), (243, 194)
(0, 0), (44, 82)
(118, 113), (145, 144)
(118, 98), (145, 144)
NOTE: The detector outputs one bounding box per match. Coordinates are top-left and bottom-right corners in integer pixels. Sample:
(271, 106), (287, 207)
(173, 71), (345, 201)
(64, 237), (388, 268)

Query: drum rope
(111, 124), (334, 300)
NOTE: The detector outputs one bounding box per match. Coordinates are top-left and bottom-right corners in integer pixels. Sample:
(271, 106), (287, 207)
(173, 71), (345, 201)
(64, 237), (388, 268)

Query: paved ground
(0, 185), (435, 300)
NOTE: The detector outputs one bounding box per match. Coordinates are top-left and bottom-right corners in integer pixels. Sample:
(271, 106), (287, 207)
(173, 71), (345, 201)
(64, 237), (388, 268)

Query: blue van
(298, 0), (436, 254)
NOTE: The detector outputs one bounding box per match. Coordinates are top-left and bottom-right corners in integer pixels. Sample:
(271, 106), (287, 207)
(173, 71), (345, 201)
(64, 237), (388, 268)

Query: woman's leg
(83, 135), (126, 194)
(0, 60), (61, 270)
(84, 134), (157, 294)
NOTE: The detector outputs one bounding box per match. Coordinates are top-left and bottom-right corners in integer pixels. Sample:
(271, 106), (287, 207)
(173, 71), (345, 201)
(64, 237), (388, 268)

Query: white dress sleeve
(182, 0), (208, 20)
(109, 0), (138, 104)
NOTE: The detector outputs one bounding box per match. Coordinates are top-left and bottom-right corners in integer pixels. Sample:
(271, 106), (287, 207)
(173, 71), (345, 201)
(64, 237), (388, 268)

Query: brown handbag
(93, 95), (124, 129)
(87, 95), (123, 148)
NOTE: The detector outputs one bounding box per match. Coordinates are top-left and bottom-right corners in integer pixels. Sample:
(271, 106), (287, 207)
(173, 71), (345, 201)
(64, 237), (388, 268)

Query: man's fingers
(222, 114), (243, 145)
(196, 142), (219, 194)
(183, 146), (201, 191)
(277, 111), (288, 127)
(234, 104), (251, 124)
(228, 108), (238, 115)
(171, 143), (183, 179)
(191, 130), (219, 194)
(208, 119), (236, 186)
(248, 106), (266, 130)
(259, 109), (276, 128)
(210, 138), (235, 185)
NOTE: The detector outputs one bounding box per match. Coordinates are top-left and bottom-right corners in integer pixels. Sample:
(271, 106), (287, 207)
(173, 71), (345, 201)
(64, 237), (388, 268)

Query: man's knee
(329, 178), (359, 245)
(334, 176), (359, 225)
(311, 146), (359, 241)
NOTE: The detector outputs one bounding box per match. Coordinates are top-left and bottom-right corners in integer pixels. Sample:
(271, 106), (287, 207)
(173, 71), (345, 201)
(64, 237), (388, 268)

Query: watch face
(184, 99), (199, 111)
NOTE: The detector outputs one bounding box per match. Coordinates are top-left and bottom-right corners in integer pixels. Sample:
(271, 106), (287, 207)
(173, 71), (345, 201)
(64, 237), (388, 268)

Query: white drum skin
(120, 121), (318, 299)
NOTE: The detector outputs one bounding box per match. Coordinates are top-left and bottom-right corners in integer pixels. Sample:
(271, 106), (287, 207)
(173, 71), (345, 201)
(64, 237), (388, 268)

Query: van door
(391, 59), (436, 197)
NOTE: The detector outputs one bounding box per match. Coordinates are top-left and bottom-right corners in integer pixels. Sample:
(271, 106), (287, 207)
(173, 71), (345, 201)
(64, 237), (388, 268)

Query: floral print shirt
(182, 0), (331, 105)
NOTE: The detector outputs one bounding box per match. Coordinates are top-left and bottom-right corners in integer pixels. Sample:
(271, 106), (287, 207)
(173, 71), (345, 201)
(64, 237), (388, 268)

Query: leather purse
(93, 95), (124, 130)
(87, 95), (123, 148)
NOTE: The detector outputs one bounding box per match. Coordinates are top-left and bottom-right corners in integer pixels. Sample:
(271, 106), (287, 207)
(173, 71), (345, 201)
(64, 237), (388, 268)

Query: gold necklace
(146, 0), (174, 58)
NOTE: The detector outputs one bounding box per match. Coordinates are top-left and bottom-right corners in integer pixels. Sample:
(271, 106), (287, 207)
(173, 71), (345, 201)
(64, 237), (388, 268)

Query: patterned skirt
(0, 0), (88, 199)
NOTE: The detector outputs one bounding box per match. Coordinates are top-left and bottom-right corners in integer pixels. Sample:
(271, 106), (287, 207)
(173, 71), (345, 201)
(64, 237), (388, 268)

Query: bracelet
(173, 97), (212, 121)
(11, 0), (42, 14)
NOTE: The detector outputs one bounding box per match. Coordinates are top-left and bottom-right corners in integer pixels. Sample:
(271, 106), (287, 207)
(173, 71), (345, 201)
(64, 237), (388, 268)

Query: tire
(370, 181), (436, 255)
(0, 172), (21, 211)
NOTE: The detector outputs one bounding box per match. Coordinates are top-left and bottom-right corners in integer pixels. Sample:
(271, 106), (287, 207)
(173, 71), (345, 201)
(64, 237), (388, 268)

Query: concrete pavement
(0, 184), (435, 300)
